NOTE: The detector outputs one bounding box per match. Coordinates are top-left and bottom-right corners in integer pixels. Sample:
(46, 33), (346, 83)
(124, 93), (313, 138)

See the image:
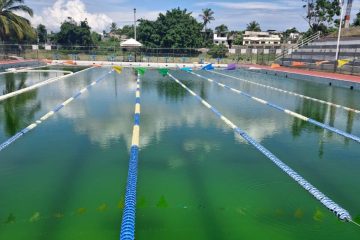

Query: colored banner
(338, 59), (350, 68)
(291, 61), (305, 67)
(113, 66), (123, 74)
(158, 68), (169, 76)
(135, 67), (147, 76)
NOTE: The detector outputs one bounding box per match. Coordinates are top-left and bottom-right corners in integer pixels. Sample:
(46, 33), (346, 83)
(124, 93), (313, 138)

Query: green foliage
(199, 8), (215, 46)
(353, 11), (360, 26)
(120, 25), (134, 38)
(199, 8), (215, 30)
(283, 27), (299, 41)
(246, 21), (261, 32)
(0, 0), (35, 41)
(54, 17), (94, 45)
(302, 0), (341, 33)
(110, 22), (118, 33)
(215, 24), (228, 35)
(91, 31), (102, 44)
(233, 32), (243, 45)
(36, 24), (47, 43)
(208, 44), (228, 58)
(137, 8), (203, 48)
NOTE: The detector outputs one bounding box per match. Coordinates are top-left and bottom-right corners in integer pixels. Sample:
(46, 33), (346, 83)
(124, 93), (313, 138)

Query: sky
(24, 0), (360, 33)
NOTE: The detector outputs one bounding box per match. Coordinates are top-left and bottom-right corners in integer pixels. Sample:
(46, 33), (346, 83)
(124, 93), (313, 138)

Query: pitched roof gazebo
(120, 38), (143, 48)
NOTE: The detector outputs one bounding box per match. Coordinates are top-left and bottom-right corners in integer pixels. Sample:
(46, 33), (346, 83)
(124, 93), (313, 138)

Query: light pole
(134, 8), (137, 40)
(335, 0), (345, 61)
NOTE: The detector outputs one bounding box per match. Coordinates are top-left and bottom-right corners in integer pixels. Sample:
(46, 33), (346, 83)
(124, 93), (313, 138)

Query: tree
(120, 25), (134, 38)
(215, 24), (229, 35)
(232, 32), (243, 45)
(110, 22), (118, 33)
(36, 24), (47, 43)
(199, 8), (215, 31)
(208, 44), (228, 58)
(0, 0), (35, 41)
(55, 17), (93, 45)
(302, 0), (341, 33)
(137, 8), (203, 48)
(283, 27), (299, 41)
(199, 8), (215, 44)
(246, 21), (261, 32)
(353, 10), (360, 26)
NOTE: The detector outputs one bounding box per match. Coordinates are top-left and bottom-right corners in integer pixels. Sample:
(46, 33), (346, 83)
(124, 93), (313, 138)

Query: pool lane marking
(168, 72), (352, 222)
(190, 72), (360, 144)
(0, 67), (96, 103)
(0, 69), (113, 152)
(209, 70), (360, 114)
(120, 73), (141, 240)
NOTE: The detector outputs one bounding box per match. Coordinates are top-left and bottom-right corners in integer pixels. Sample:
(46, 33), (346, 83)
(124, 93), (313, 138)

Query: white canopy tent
(120, 38), (143, 48)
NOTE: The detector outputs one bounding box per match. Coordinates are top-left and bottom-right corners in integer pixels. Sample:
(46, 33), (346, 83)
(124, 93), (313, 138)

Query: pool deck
(240, 64), (360, 90)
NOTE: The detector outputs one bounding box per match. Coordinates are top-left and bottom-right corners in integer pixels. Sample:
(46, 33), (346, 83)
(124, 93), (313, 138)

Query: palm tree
(199, 8), (215, 32)
(0, 0), (35, 41)
(215, 24), (229, 36)
(246, 21), (261, 32)
(110, 22), (118, 33)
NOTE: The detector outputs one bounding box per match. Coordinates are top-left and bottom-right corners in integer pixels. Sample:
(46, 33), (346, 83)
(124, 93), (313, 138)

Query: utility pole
(335, 0), (345, 61)
(134, 8), (137, 40)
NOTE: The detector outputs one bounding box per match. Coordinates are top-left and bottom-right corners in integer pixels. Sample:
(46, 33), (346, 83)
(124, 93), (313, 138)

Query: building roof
(120, 38), (143, 47)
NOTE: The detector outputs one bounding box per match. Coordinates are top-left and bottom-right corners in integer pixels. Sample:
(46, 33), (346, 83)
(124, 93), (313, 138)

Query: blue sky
(25, 0), (360, 32)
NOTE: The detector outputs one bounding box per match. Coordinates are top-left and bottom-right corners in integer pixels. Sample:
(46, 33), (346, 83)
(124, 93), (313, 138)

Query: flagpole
(335, 0), (344, 61)
(134, 8), (137, 40)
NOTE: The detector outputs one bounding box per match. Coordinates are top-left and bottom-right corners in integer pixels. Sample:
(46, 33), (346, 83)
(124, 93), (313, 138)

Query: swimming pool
(0, 66), (359, 239)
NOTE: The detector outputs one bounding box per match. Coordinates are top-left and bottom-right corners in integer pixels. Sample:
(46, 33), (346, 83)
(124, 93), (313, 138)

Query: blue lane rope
(189, 72), (360, 144)
(209, 70), (360, 114)
(0, 69), (113, 152)
(120, 73), (141, 240)
(167, 72), (352, 222)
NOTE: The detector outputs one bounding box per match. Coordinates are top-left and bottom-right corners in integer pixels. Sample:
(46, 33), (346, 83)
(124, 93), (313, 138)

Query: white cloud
(28, 0), (113, 33)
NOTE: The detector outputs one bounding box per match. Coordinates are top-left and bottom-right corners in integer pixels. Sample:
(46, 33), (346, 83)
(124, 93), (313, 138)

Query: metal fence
(278, 44), (360, 76)
(0, 43), (283, 66)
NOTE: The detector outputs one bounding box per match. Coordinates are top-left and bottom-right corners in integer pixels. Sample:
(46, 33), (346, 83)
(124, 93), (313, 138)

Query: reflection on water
(0, 73), (41, 136)
(0, 68), (359, 240)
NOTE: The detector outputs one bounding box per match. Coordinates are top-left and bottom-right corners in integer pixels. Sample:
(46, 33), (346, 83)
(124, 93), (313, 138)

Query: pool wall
(0, 60), (44, 70)
(249, 68), (360, 91)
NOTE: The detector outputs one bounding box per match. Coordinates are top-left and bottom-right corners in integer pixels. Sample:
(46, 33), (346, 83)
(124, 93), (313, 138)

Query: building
(243, 31), (281, 46)
(213, 33), (229, 48)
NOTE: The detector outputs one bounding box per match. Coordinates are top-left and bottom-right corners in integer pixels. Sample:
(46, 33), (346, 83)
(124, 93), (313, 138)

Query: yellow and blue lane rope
(210, 70), (360, 114)
(189, 71), (360, 144)
(0, 69), (114, 152)
(167, 72), (352, 222)
(120, 73), (141, 240)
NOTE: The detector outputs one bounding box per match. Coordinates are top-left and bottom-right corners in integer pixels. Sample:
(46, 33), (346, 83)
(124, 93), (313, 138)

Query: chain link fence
(0, 43), (284, 66)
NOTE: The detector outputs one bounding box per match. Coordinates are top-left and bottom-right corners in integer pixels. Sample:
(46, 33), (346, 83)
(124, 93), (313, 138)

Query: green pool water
(0, 67), (359, 240)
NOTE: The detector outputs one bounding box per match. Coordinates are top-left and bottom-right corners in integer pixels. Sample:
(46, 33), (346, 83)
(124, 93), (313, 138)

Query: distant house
(243, 31), (281, 46)
(213, 33), (229, 48)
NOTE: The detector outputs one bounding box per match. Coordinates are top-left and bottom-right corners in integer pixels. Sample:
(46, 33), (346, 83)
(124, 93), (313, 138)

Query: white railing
(275, 31), (321, 61)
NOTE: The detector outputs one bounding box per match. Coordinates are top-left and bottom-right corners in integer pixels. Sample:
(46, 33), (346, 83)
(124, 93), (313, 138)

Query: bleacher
(277, 30), (360, 74)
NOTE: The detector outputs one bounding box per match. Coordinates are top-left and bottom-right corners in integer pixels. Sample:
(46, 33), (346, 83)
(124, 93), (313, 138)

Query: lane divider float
(209, 70), (360, 114)
(120, 68), (145, 240)
(0, 68), (114, 152)
(167, 72), (353, 223)
(189, 72), (360, 144)
(0, 67), (96, 103)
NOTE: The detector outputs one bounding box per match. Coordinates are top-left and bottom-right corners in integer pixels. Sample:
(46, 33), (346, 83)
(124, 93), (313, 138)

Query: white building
(243, 31), (281, 46)
(213, 33), (229, 47)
